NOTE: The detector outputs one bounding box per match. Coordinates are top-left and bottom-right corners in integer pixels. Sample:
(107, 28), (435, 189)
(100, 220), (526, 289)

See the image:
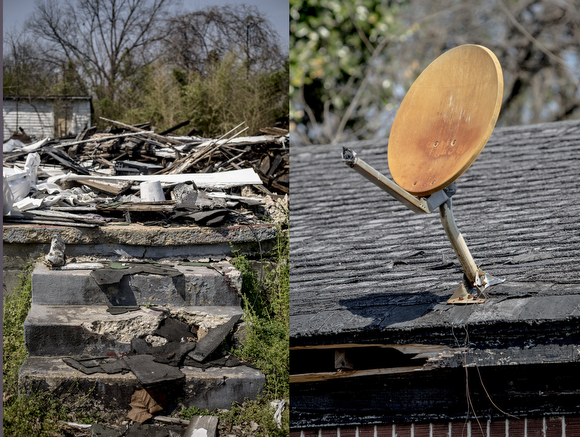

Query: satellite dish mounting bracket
(342, 147), (504, 304)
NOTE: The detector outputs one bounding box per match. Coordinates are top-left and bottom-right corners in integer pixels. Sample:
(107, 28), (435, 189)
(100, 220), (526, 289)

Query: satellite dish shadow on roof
(338, 291), (448, 331)
(342, 45), (505, 304)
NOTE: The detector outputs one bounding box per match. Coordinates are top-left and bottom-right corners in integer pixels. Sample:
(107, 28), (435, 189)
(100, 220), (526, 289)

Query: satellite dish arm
(439, 198), (478, 284)
(343, 147), (504, 303)
(342, 148), (431, 214)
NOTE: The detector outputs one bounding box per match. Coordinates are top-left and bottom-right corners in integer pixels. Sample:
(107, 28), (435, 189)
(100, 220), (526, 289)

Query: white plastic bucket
(140, 181), (165, 201)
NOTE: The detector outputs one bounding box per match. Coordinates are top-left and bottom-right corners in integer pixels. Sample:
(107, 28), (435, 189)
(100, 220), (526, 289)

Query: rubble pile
(3, 118), (289, 228)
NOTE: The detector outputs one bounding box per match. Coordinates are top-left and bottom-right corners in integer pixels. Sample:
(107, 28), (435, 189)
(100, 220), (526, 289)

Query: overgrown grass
(3, 258), (69, 436)
(179, 217), (290, 435)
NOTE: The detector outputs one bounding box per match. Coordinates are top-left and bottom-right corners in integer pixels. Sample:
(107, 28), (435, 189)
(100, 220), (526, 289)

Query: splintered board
(388, 45), (503, 196)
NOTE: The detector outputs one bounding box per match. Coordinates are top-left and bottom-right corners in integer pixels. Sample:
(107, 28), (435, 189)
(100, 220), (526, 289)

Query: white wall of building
(3, 97), (92, 141)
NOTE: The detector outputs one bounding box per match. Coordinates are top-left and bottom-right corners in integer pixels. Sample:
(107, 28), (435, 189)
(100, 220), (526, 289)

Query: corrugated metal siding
(3, 98), (91, 141)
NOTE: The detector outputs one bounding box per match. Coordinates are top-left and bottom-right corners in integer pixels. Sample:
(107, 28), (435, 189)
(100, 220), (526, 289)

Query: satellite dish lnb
(342, 45), (504, 304)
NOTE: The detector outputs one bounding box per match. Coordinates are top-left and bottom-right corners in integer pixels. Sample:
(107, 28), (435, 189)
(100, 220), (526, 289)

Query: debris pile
(3, 118), (289, 227)
(62, 312), (244, 387)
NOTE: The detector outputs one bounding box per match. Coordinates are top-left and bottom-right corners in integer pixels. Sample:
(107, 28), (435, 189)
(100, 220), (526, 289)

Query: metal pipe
(439, 199), (478, 284)
(342, 148), (430, 214)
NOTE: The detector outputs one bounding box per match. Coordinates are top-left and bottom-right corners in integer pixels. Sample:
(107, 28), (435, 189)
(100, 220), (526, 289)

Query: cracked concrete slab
(19, 357), (265, 413)
(24, 305), (243, 356)
(31, 261), (241, 306)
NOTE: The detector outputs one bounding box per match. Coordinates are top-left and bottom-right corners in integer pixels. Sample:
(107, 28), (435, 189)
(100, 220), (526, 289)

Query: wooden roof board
(289, 120), (580, 348)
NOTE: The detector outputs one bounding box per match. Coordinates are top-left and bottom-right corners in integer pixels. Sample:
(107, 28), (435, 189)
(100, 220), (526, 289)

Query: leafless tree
(162, 4), (285, 75)
(25, 0), (178, 102)
(384, 0), (580, 127)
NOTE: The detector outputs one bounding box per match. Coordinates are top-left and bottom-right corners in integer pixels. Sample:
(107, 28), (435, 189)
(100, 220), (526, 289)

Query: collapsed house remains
(3, 117), (289, 435)
(3, 95), (93, 141)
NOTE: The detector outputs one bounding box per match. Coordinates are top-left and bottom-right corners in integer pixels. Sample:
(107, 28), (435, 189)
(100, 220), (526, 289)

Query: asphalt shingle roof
(289, 120), (580, 348)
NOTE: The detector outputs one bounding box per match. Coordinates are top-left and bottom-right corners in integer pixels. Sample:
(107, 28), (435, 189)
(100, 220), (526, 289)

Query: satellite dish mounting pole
(439, 199), (478, 285)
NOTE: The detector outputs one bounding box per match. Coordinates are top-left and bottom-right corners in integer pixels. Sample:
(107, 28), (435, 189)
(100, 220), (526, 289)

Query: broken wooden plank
(138, 137), (183, 160)
(28, 210), (108, 224)
(44, 148), (91, 175)
(198, 135), (283, 147)
(259, 155), (271, 175)
(271, 181), (289, 194)
(96, 201), (175, 213)
(99, 116), (184, 145)
(74, 126), (97, 141)
(290, 365), (425, 383)
(153, 416), (191, 426)
(57, 131), (155, 148)
(76, 178), (132, 195)
(60, 168), (263, 189)
(290, 343), (449, 355)
(260, 127), (289, 136)
(159, 120), (191, 136)
(161, 123), (248, 175)
(2, 218), (98, 228)
(49, 206), (98, 212)
(267, 154), (284, 177)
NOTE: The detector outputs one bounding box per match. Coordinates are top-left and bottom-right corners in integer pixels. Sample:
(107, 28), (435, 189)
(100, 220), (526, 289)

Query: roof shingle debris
(62, 311), (245, 384)
(3, 118), (288, 228)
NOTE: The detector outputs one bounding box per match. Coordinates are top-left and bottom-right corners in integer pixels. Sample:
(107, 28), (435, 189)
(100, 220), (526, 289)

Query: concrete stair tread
(20, 356), (265, 412)
(25, 304), (243, 324)
(32, 261), (242, 306)
(24, 304), (244, 356)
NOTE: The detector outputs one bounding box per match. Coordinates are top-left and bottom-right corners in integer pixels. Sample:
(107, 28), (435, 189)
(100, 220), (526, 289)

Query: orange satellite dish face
(388, 45), (503, 196)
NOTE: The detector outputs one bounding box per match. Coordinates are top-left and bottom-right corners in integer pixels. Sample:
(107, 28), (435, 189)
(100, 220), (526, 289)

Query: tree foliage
(3, 1), (288, 136)
(290, 0), (411, 144)
(392, 0), (580, 127)
(25, 0), (177, 105)
(290, 0), (580, 145)
(163, 5), (286, 76)
(121, 54), (288, 137)
(3, 30), (88, 97)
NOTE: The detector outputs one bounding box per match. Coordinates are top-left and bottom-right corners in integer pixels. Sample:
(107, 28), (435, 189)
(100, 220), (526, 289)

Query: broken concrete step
(19, 356), (265, 412)
(31, 261), (241, 306)
(24, 305), (243, 356)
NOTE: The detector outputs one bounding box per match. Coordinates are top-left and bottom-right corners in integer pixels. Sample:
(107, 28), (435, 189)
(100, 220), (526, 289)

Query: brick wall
(291, 416), (580, 437)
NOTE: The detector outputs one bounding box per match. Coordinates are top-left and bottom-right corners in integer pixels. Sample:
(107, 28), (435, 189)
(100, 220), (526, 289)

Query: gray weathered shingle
(290, 120), (580, 347)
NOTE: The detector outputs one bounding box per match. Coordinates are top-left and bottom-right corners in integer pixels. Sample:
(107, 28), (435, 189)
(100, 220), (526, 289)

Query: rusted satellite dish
(388, 45), (503, 196)
(342, 45), (504, 304)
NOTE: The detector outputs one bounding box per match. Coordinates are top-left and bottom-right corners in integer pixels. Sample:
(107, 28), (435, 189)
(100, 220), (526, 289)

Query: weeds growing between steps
(3, 258), (70, 435)
(181, 218), (290, 435)
(2, 219), (289, 436)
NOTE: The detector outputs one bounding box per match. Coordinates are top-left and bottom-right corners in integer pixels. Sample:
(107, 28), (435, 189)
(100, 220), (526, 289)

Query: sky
(2, 0), (289, 50)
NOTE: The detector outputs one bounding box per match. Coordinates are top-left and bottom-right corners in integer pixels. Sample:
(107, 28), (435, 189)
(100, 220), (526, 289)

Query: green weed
(232, 220), (289, 400)
(179, 398), (289, 437)
(3, 258), (69, 436)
